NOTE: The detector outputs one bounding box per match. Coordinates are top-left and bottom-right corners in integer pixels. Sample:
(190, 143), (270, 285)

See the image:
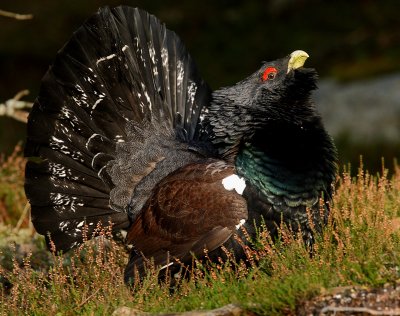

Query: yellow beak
(287, 50), (309, 73)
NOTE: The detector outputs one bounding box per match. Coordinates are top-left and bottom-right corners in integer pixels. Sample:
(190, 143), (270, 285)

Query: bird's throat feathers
(234, 124), (337, 206)
(208, 67), (319, 139)
(207, 68), (337, 198)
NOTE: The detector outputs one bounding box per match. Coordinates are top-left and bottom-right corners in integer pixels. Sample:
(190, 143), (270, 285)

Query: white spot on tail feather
(49, 162), (67, 177)
(59, 221), (70, 232)
(149, 44), (156, 64)
(84, 76), (95, 84)
(148, 42), (159, 76)
(177, 60), (184, 91)
(187, 81), (197, 105)
(92, 98), (103, 110)
(50, 137), (84, 161)
(115, 135), (125, 143)
(51, 136), (63, 144)
(91, 152), (103, 169)
(96, 53), (117, 65)
(97, 164), (107, 178)
(161, 47), (168, 67)
(86, 133), (100, 150)
(140, 82), (152, 110)
(222, 174), (246, 195)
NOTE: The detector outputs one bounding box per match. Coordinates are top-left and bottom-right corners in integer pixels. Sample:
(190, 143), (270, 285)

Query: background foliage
(1, 0), (400, 173)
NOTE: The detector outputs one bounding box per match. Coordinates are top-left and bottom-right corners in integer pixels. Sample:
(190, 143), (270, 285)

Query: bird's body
(25, 6), (337, 283)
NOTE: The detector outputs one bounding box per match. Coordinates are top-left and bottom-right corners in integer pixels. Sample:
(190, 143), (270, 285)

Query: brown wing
(125, 159), (247, 278)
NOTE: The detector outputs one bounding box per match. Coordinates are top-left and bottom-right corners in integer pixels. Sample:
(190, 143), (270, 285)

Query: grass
(0, 148), (400, 315)
(0, 145), (28, 227)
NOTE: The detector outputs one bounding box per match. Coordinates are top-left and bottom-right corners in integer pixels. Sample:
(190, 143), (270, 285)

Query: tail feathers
(25, 162), (109, 203)
(109, 6), (212, 140)
(25, 6), (212, 252)
(26, 160), (130, 252)
(26, 151), (106, 189)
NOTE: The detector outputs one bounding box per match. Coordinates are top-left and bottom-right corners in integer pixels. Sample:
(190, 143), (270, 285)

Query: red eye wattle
(262, 67), (277, 81)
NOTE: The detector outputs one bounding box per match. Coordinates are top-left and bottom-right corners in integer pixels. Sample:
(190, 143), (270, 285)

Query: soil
(296, 282), (400, 315)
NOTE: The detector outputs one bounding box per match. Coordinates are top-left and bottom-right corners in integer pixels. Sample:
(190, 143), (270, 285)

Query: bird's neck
(234, 121), (337, 200)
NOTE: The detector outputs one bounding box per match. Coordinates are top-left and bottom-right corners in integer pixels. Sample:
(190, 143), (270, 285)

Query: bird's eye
(262, 67), (278, 81)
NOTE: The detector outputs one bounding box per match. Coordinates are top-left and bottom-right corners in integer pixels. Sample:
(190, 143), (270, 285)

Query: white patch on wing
(235, 219), (246, 230)
(122, 45), (129, 52)
(222, 174), (246, 195)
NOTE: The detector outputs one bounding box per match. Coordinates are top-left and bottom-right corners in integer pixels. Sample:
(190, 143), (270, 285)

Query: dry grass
(0, 147), (399, 315)
(0, 145), (28, 227)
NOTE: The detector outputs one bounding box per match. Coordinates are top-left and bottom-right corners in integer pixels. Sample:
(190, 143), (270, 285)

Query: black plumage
(24, 6), (337, 283)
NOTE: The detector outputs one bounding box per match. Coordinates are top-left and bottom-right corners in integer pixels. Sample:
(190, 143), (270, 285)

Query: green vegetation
(1, 148), (399, 315)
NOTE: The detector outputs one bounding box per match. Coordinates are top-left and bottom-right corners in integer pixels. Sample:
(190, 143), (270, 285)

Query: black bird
(24, 6), (337, 282)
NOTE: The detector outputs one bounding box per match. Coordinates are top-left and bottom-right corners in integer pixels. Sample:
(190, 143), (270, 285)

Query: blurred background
(1, 0), (399, 174)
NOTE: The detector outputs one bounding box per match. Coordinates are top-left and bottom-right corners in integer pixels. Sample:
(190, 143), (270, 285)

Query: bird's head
(210, 50), (319, 130)
(210, 50), (318, 135)
(251, 50), (318, 119)
(208, 50), (324, 157)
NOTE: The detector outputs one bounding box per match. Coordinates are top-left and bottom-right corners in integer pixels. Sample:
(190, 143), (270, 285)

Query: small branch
(13, 89), (30, 100)
(0, 90), (33, 123)
(320, 306), (400, 315)
(0, 9), (33, 20)
(15, 203), (31, 232)
(77, 287), (101, 308)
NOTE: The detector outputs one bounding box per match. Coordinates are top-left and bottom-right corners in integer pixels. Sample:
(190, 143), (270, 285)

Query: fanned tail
(25, 6), (212, 252)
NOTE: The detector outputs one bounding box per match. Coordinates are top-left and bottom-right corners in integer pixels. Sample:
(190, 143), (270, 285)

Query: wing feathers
(124, 160), (248, 279)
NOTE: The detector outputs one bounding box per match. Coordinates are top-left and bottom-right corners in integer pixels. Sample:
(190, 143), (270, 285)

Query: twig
(77, 287), (102, 308)
(14, 202), (31, 232)
(320, 306), (400, 315)
(0, 9), (33, 20)
(0, 90), (33, 123)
